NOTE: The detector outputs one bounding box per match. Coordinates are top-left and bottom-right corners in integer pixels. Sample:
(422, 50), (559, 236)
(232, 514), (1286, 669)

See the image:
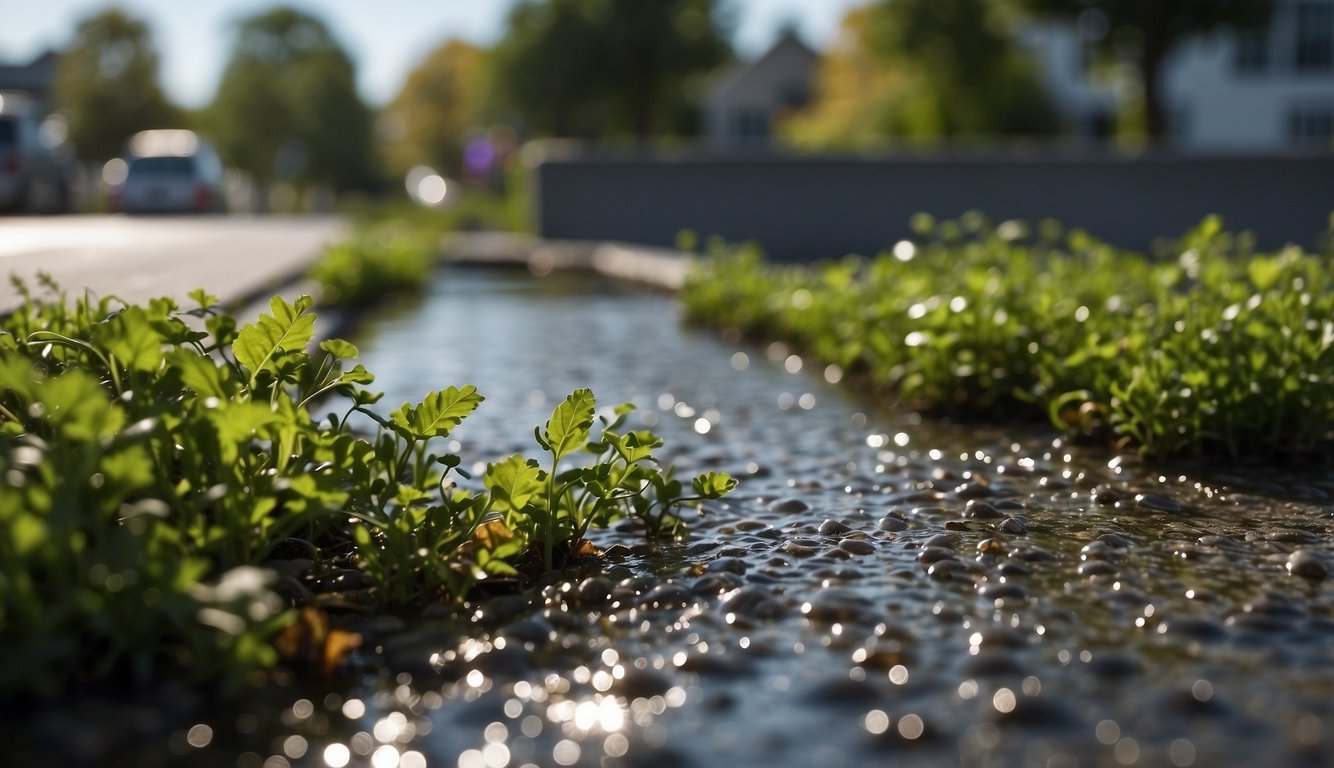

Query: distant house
(1024, 0), (1334, 151)
(703, 31), (818, 148)
(0, 50), (60, 116)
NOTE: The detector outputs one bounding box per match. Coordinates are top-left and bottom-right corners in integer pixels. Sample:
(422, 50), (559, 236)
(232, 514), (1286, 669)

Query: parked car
(0, 93), (72, 213)
(108, 130), (225, 214)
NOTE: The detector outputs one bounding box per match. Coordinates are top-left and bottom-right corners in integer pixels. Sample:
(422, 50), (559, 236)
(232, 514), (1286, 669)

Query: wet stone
(917, 547), (957, 564)
(1160, 616), (1227, 641)
(960, 652), (1028, 678)
(1077, 560), (1118, 577)
(877, 515), (908, 532)
(734, 519), (772, 532)
(477, 595), (533, 627)
(615, 667), (675, 700)
(803, 588), (876, 624)
(1091, 485), (1130, 505)
(964, 501), (1005, 520)
(720, 586), (788, 621)
(779, 539), (821, 558)
(1135, 493), (1183, 513)
(708, 556), (749, 575)
(837, 539), (877, 556)
(691, 571), (745, 595)
(1267, 529), (1320, 545)
(945, 520), (971, 531)
(924, 533), (958, 548)
(977, 582), (1029, 601)
(499, 616), (556, 646)
(638, 583), (696, 610)
(576, 576), (614, 606)
(1079, 541), (1116, 561)
(955, 482), (997, 499)
(802, 675), (883, 707)
(1097, 532), (1136, 549)
(998, 517), (1029, 535)
(927, 560), (968, 582)
(819, 518), (854, 536)
(769, 498), (811, 514)
(1287, 552), (1327, 579)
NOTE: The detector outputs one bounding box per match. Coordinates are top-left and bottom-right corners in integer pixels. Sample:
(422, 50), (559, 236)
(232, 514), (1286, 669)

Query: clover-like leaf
(233, 295), (317, 386)
(543, 388), (596, 462)
(691, 472), (736, 499)
(484, 454), (544, 513)
(390, 386), (483, 440)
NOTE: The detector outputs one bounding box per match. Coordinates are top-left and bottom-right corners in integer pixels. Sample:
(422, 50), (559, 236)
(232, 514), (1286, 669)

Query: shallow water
(21, 267), (1334, 767)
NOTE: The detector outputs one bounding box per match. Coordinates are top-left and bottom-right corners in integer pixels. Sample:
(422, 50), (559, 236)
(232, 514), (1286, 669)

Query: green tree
(489, 0), (731, 140)
(53, 8), (181, 161)
(208, 7), (374, 196)
(1007, 0), (1276, 140)
(382, 40), (487, 178)
(786, 0), (1057, 148)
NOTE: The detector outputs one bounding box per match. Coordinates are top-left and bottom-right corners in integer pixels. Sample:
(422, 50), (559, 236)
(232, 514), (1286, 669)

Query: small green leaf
(544, 388), (596, 461)
(233, 295), (317, 385)
(485, 454), (544, 512)
(390, 386), (484, 440)
(319, 338), (359, 361)
(691, 472), (736, 499)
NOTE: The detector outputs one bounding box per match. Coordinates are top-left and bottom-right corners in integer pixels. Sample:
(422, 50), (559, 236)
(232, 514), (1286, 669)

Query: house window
(1234, 27), (1269, 73)
(732, 109), (770, 140)
(1288, 106), (1334, 143)
(1295, 1), (1334, 71)
(778, 81), (809, 110)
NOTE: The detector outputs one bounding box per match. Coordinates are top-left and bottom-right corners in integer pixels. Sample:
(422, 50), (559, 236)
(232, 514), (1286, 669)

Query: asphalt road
(0, 214), (345, 316)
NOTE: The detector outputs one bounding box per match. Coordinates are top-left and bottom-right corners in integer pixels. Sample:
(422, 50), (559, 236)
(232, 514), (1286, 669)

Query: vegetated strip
(681, 213), (1334, 460)
(0, 281), (732, 697)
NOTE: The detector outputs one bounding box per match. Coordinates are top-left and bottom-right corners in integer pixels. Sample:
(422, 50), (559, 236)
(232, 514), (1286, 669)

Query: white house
(1025, 0), (1334, 150)
(703, 31), (818, 147)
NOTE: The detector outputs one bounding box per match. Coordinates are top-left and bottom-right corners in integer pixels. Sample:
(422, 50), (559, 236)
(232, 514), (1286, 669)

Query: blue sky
(1, 0), (868, 108)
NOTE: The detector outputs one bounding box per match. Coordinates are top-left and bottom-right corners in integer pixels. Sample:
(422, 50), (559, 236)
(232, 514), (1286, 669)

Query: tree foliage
(381, 40), (487, 178)
(785, 0), (1057, 149)
(53, 8), (181, 162)
(209, 7), (374, 193)
(1007, 0), (1276, 140)
(489, 0), (732, 140)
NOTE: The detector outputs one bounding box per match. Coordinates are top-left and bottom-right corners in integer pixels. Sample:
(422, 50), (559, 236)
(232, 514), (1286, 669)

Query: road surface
(0, 215), (344, 316)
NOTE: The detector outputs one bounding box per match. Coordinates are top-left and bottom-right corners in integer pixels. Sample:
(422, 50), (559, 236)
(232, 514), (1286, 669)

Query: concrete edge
(441, 231), (692, 292)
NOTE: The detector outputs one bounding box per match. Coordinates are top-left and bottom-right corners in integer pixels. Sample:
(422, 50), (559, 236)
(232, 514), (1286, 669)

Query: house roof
(707, 31), (818, 106)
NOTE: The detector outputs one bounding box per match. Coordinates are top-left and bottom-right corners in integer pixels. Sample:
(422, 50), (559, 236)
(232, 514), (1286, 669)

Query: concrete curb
(441, 231), (692, 292)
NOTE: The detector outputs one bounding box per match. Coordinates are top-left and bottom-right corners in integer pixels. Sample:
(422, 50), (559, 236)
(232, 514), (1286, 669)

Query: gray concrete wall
(531, 148), (1334, 260)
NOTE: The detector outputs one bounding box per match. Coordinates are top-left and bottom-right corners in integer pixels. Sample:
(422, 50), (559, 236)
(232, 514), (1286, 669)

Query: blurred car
(108, 129), (225, 214)
(0, 93), (72, 213)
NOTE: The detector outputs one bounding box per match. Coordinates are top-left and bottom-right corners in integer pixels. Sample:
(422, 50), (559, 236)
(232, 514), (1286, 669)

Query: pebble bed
(14, 266), (1333, 768)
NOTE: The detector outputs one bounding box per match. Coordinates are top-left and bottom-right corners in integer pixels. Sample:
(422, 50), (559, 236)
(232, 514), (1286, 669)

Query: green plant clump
(682, 213), (1334, 458)
(0, 278), (732, 695)
(310, 221), (438, 308)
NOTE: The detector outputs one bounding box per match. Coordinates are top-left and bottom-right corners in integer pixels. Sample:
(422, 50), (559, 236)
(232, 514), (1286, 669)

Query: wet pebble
(977, 582), (1029, 602)
(1286, 551), (1327, 579)
(615, 667), (675, 700)
(964, 500), (1005, 520)
(837, 539), (877, 556)
(998, 517), (1029, 535)
(802, 588), (876, 624)
(708, 557), (749, 575)
(638, 583), (696, 610)
(877, 515), (908, 532)
(1135, 493), (1183, 513)
(720, 587), (788, 621)
(818, 518), (854, 536)
(917, 547), (957, 564)
(691, 572), (745, 595)
(1077, 560), (1118, 577)
(802, 675), (883, 706)
(1160, 616), (1227, 641)
(769, 498), (811, 514)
